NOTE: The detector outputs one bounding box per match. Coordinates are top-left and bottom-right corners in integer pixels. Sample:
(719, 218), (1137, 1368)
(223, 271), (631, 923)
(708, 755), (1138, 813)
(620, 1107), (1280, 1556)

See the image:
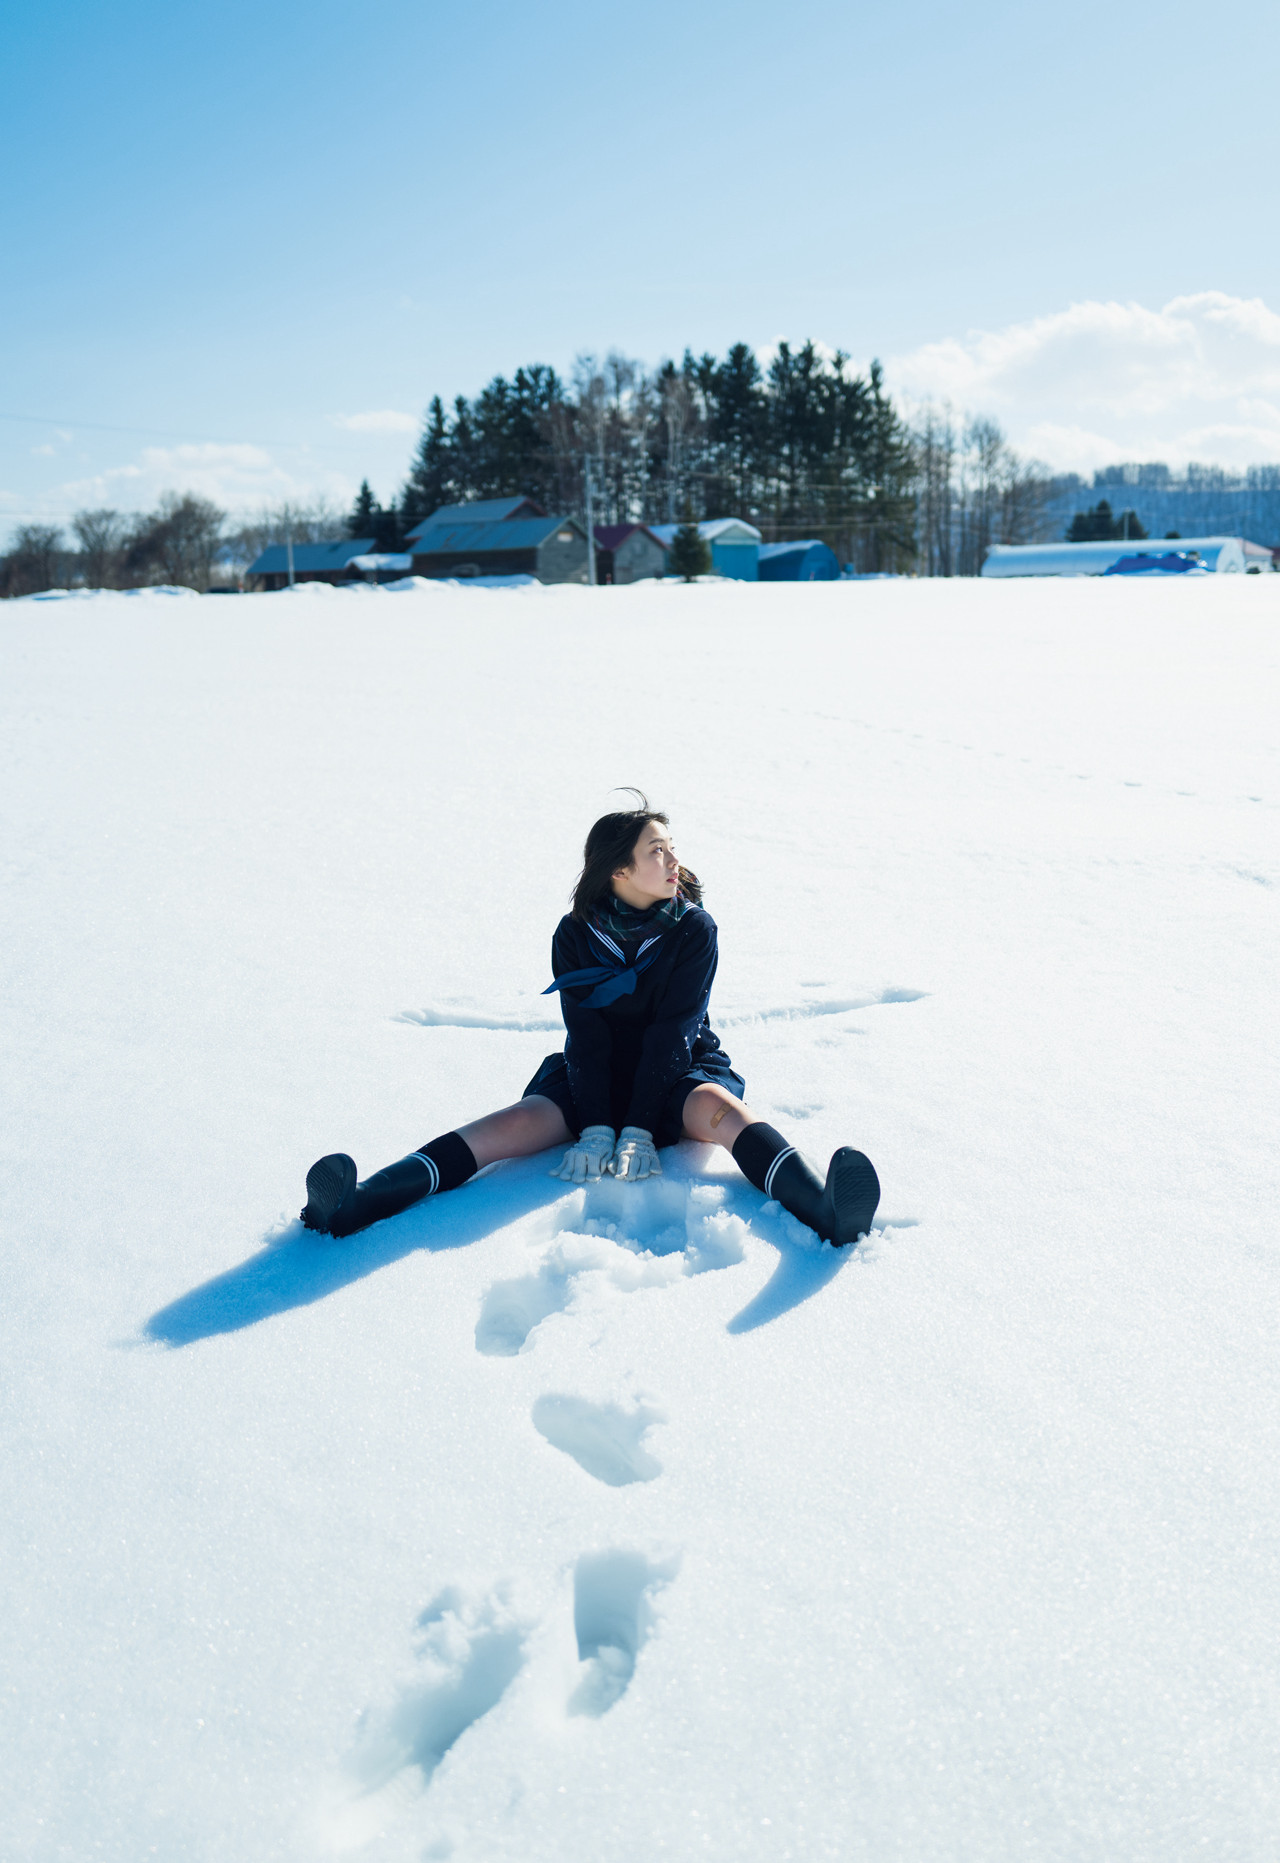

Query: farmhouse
(247, 537), (374, 590)
(593, 523), (667, 584)
(404, 497), (589, 583)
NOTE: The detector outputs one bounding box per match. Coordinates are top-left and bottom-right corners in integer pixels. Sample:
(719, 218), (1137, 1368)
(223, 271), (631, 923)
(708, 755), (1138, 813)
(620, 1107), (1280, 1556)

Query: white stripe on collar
(588, 924), (627, 962)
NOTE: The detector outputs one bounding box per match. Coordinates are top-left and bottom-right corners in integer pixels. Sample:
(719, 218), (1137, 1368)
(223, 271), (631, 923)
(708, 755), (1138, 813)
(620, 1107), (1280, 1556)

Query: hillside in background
(1042, 463), (1280, 546)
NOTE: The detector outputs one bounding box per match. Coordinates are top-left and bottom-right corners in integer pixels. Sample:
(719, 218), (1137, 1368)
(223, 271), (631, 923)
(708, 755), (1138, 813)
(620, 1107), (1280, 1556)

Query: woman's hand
(610, 1127), (662, 1181)
(551, 1125), (616, 1182)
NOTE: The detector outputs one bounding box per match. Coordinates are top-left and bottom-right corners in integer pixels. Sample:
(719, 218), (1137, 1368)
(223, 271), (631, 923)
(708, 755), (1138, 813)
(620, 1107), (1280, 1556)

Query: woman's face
(613, 820), (680, 906)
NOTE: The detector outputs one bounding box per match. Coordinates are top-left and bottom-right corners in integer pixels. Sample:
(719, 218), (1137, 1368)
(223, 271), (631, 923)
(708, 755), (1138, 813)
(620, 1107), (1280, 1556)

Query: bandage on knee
(709, 1101), (730, 1129)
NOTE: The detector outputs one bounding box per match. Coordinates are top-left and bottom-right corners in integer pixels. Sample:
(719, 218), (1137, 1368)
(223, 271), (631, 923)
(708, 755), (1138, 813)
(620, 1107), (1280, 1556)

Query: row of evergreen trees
(345, 345), (923, 573)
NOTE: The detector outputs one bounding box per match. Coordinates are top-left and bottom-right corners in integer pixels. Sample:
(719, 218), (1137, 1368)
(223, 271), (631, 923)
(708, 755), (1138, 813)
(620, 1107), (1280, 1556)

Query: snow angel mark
(297, 790), (881, 1247)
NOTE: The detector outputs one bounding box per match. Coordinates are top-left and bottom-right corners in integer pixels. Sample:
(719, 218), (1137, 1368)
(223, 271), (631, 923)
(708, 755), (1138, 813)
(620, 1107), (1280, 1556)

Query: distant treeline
(9, 340), (1278, 596)
(0, 493), (345, 599)
(390, 345), (921, 571)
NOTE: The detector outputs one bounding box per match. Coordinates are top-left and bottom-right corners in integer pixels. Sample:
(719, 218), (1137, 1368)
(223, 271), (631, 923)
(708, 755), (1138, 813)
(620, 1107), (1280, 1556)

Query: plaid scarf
(589, 890), (691, 948)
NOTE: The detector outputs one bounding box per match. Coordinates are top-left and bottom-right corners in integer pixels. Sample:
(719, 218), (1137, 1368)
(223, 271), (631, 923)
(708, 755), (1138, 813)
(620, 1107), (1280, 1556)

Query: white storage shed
(982, 537), (1274, 577)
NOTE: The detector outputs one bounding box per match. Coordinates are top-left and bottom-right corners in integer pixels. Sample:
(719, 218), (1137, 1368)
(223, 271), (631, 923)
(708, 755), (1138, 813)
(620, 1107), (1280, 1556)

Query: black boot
(772, 1145), (880, 1247)
(329, 1154), (440, 1237)
(732, 1123), (880, 1247)
(301, 1132), (478, 1238)
(301, 1153), (358, 1233)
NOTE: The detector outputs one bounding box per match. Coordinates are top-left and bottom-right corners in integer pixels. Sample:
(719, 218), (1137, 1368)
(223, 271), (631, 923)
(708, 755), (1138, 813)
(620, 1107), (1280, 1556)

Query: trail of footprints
(345, 1545), (677, 1787)
(337, 1550), (681, 1853)
(331, 1179), (732, 1841)
(334, 1034), (915, 1842)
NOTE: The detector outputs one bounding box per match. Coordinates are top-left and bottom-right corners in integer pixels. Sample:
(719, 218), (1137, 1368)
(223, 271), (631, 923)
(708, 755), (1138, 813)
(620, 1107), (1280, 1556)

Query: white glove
(551, 1125), (616, 1183)
(610, 1127), (662, 1181)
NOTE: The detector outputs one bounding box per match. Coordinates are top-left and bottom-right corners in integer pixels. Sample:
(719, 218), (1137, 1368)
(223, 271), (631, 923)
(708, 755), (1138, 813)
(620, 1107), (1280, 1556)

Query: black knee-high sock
(732, 1122), (816, 1202)
(409, 1131), (479, 1196)
(332, 1131), (478, 1236)
(732, 1120), (829, 1234)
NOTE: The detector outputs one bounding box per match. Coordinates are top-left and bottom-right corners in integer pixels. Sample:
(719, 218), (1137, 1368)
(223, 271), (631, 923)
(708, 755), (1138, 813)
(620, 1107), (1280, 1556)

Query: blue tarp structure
(1103, 551), (1209, 576)
(757, 540), (841, 581)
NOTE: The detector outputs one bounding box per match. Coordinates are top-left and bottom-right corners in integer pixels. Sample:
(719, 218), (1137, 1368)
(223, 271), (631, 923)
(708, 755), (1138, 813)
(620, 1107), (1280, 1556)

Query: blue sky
(4, 0), (1280, 534)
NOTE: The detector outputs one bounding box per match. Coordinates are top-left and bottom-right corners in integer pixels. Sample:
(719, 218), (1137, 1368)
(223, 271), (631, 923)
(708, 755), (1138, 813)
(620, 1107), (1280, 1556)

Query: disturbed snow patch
(396, 996), (562, 1032)
(475, 1178), (748, 1356)
(717, 982), (927, 1026)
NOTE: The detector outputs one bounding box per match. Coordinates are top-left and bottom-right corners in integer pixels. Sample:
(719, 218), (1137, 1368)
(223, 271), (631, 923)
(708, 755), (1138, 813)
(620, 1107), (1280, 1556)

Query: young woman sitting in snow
(300, 796), (881, 1246)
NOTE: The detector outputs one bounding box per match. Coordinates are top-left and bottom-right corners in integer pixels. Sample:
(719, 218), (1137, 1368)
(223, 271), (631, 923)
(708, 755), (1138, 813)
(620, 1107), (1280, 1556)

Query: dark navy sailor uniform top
(547, 906), (735, 1134)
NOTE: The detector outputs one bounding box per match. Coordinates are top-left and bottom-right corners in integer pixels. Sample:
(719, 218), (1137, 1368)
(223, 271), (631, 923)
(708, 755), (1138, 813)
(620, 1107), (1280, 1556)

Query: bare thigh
(456, 1094), (573, 1169)
(681, 1083), (761, 1152)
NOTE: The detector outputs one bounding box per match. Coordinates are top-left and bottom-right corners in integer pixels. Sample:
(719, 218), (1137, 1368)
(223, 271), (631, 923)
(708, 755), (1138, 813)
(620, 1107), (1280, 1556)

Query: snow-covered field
(3, 574), (1278, 1862)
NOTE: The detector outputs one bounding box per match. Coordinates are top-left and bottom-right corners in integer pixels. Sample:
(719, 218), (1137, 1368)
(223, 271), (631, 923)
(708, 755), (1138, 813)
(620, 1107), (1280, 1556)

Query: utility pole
(584, 459), (597, 586)
(286, 520), (295, 588)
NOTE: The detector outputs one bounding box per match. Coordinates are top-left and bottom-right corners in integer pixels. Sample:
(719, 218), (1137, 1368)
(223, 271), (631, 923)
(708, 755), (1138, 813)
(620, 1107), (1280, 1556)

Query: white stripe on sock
(763, 1146), (796, 1200)
(411, 1152), (440, 1194)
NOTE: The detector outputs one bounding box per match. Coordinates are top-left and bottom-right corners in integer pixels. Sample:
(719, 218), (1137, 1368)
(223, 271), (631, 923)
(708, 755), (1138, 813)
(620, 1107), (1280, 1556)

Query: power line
(0, 409), (406, 455)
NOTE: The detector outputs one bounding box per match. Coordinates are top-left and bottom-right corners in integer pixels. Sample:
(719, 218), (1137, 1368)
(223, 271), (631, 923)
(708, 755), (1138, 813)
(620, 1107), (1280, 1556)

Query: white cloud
(887, 292), (1280, 470)
(332, 409), (418, 433)
(56, 442), (353, 516)
(30, 428), (74, 459)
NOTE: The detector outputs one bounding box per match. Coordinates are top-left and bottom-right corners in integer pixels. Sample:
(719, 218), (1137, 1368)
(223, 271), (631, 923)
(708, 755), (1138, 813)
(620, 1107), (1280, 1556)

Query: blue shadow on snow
(142, 1151), (865, 1348)
(725, 1230), (850, 1334)
(143, 1155), (563, 1348)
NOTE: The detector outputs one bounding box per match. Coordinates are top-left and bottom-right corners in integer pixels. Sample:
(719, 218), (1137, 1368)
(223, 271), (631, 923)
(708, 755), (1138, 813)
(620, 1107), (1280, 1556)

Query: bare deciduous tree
(0, 524), (68, 597)
(909, 408), (1052, 574)
(71, 508), (126, 588)
(122, 493), (225, 590)
(222, 497), (345, 581)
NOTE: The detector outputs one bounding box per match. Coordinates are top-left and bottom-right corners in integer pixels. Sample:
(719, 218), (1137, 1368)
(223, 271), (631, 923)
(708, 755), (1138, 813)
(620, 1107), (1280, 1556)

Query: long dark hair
(571, 789), (703, 918)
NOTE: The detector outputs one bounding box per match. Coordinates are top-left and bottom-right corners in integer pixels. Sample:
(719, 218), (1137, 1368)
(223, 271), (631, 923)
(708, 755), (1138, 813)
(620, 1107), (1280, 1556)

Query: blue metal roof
(249, 537), (374, 574)
(405, 497), (543, 542)
(410, 517), (580, 556)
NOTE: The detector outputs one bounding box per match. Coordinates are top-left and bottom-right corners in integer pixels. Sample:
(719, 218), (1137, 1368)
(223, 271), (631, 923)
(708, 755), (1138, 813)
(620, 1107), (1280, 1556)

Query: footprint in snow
(568, 1548), (680, 1718)
(345, 1585), (531, 1799)
(329, 1553), (681, 1852)
(532, 1393), (664, 1487)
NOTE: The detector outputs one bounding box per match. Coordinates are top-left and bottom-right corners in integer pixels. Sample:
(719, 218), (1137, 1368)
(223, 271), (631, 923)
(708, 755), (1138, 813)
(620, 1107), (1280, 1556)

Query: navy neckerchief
(543, 896), (693, 1009)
